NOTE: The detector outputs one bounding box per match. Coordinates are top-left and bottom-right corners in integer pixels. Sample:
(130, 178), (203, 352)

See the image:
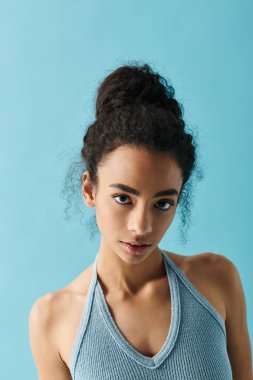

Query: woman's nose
(128, 209), (152, 235)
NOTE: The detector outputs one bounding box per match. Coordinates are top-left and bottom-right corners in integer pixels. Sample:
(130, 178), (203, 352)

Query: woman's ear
(81, 171), (96, 207)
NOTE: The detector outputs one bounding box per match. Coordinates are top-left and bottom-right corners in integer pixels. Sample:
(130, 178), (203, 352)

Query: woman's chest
(103, 290), (173, 357)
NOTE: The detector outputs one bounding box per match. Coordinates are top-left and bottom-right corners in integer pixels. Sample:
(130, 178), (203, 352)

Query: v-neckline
(94, 249), (181, 368)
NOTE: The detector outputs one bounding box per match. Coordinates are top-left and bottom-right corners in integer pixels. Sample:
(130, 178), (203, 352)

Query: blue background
(1, 0), (252, 377)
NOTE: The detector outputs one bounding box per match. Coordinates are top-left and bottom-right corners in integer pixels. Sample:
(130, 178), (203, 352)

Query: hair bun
(95, 63), (178, 119)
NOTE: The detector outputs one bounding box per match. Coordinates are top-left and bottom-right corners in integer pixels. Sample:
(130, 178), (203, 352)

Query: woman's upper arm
(218, 254), (253, 380)
(29, 294), (72, 380)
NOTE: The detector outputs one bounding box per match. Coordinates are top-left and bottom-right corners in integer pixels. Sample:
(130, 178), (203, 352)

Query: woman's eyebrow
(109, 183), (179, 197)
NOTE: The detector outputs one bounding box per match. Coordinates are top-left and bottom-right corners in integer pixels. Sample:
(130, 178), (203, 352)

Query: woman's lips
(121, 241), (151, 246)
(120, 241), (151, 255)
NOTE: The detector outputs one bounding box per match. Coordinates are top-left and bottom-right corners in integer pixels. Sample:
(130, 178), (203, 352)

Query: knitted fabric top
(70, 249), (233, 379)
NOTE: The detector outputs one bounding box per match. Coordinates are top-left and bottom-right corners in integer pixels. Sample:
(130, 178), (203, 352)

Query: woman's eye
(113, 195), (131, 204)
(113, 195), (174, 211)
(113, 195), (130, 204)
(156, 200), (174, 211)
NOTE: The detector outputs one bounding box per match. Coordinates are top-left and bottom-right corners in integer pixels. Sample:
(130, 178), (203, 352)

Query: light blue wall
(1, 0), (252, 377)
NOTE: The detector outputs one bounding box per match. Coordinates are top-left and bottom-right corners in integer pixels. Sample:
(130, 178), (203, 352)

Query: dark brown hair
(61, 61), (204, 245)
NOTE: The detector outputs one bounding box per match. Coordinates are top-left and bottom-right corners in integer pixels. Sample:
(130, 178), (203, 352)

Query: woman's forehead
(97, 147), (183, 189)
(100, 145), (179, 169)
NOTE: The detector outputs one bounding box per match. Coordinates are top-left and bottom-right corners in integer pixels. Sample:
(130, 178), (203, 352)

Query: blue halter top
(70, 249), (233, 379)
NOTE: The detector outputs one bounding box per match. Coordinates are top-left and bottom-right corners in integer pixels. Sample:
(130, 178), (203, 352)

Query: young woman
(29, 63), (252, 379)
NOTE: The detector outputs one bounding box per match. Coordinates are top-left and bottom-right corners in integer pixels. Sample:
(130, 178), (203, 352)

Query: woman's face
(82, 145), (183, 262)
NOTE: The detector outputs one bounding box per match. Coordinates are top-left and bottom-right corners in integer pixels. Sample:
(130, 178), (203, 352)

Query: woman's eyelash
(111, 194), (175, 211)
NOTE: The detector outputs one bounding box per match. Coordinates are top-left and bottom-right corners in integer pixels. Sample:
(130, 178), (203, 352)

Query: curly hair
(60, 61), (205, 245)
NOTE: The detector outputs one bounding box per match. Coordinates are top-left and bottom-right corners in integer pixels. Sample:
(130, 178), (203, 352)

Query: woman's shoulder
(163, 250), (233, 322)
(31, 262), (94, 314)
(164, 249), (237, 290)
(162, 249), (209, 273)
(164, 249), (234, 274)
(29, 263), (94, 370)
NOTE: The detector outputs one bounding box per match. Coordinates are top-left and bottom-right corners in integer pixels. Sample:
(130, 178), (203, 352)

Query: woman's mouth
(120, 241), (151, 255)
